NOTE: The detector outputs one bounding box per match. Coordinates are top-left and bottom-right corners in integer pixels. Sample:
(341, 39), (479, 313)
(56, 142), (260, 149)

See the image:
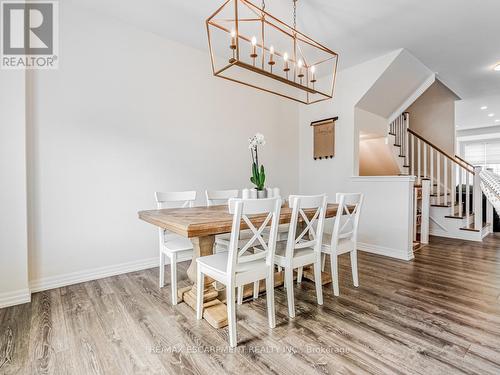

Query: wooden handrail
(455, 154), (474, 168)
(407, 129), (475, 174)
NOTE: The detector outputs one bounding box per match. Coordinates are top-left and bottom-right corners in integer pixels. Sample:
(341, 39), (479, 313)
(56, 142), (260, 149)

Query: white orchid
(248, 133), (266, 149)
(248, 133), (266, 191)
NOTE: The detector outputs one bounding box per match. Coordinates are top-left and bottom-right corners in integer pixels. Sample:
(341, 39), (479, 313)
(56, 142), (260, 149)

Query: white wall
(0, 70), (30, 307)
(407, 80), (459, 154)
(298, 51), (415, 259)
(27, 3), (299, 289)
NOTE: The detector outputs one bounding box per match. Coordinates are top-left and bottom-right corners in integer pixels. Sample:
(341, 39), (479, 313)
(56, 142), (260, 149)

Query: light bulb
(298, 59), (303, 68)
(283, 52), (288, 61)
(270, 46), (274, 55)
(251, 36), (257, 46)
(311, 66), (316, 74)
(231, 29), (236, 38)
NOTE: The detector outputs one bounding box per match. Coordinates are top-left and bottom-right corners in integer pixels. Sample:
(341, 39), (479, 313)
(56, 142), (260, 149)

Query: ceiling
(70, 0), (500, 100)
(456, 95), (500, 130)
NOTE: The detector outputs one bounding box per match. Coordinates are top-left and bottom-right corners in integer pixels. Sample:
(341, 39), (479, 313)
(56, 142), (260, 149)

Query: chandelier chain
(293, 0), (297, 29)
(262, 0), (265, 11)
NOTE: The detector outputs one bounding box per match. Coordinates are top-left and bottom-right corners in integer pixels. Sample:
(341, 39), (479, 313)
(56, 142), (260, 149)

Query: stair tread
(459, 222), (489, 232)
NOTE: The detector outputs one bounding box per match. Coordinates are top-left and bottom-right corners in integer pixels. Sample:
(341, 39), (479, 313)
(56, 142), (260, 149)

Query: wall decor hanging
(311, 117), (338, 160)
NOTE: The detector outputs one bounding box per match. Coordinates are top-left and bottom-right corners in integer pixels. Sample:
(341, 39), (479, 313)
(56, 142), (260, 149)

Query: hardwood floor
(1, 235), (500, 374)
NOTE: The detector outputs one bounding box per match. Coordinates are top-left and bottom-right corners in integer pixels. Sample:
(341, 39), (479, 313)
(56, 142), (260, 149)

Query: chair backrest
(331, 193), (364, 244)
(205, 189), (239, 207)
(155, 191), (197, 244)
(155, 191), (197, 209)
(226, 198), (281, 275)
(285, 194), (327, 258)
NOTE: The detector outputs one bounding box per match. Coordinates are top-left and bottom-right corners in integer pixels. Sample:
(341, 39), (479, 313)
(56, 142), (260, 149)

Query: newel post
(473, 166), (482, 230)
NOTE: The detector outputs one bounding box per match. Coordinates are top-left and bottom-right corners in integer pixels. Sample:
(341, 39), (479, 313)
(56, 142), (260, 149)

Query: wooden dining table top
(138, 203), (342, 238)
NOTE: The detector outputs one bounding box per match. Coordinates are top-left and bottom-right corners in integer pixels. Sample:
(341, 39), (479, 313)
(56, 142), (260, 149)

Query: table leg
(179, 235), (228, 328)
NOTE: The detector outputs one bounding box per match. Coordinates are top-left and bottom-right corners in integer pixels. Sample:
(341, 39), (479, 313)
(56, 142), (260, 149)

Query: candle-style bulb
(283, 52), (290, 73)
(310, 65), (317, 83)
(250, 36), (258, 60)
(231, 29), (236, 38)
(310, 65), (315, 74)
(268, 45), (275, 67)
(297, 59), (304, 78)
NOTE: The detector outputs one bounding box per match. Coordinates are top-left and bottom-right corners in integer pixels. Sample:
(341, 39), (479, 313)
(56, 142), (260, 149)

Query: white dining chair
(205, 189), (240, 253)
(196, 198), (281, 348)
(321, 193), (364, 296)
(274, 194), (327, 318)
(156, 191), (197, 305)
(205, 189), (239, 207)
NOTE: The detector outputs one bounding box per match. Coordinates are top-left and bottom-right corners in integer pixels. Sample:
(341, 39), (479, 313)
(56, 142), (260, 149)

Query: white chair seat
(274, 240), (316, 266)
(321, 233), (354, 255)
(162, 235), (193, 253)
(196, 251), (266, 274)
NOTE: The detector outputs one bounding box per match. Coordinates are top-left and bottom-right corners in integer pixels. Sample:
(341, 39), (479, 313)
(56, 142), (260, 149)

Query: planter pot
(256, 189), (267, 199)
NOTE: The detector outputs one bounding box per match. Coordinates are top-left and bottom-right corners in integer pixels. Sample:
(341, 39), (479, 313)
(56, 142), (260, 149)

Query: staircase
(388, 113), (491, 241)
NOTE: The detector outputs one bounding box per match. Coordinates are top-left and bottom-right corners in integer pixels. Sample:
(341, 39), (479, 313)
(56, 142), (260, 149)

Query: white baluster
(430, 149), (434, 195)
(411, 135), (415, 178)
(437, 153), (441, 205)
(450, 161), (455, 216)
(473, 166), (482, 230)
(465, 171), (470, 225)
(405, 115), (409, 166)
(424, 142), (430, 178)
(417, 139), (421, 184)
(444, 159), (448, 206)
(458, 166), (463, 217)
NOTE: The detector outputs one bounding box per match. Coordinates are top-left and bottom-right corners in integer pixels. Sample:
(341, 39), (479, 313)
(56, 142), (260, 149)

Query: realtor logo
(1, 0), (58, 69)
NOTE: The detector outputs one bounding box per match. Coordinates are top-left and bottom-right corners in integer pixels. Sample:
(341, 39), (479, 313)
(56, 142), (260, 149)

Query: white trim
(30, 253), (192, 293)
(351, 176), (416, 183)
(0, 288), (31, 309)
(358, 242), (414, 261)
(387, 73), (436, 124)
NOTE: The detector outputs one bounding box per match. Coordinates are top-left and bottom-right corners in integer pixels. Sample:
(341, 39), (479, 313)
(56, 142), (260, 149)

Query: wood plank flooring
(1, 235), (500, 374)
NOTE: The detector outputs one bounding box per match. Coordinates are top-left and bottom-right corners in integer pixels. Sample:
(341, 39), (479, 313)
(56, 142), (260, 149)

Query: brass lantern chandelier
(206, 0), (339, 104)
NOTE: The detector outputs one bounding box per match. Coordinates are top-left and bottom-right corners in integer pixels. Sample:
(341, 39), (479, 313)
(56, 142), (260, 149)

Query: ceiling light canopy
(206, 0), (339, 104)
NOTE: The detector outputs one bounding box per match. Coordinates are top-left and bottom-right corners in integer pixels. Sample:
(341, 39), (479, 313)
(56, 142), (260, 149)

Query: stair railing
(389, 112), (483, 230)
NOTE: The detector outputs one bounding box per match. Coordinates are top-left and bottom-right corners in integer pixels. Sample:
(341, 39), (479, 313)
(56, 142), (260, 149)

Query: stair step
(459, 222), (489, 232)
(431, 203), (452, 208)
(431, 192), (451, 197)
(444, 215), (465, 219)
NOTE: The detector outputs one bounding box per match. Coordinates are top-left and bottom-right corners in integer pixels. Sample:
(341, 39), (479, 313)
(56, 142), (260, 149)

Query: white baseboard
(357, 242), (413, 261)
(0, 288), (31, 309)
(30, 253), (192, 293)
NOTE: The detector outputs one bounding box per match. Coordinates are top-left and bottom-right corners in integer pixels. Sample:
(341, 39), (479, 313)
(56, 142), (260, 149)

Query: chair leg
(196, 267), (204, 320)
(265, 274), (275, 328)
(313, 258), (323, 305)
(297, 267), (303, 284)
(351, 248), (359, 287)
(237, 286), (243, 305)
(170, 253), (178, 305)
(284, 267), (295, 318)
(253, 281), (259, 300)
(227, 285), (237, 347)
(159, 251), (165, 288)
(330, 252), (340, 296)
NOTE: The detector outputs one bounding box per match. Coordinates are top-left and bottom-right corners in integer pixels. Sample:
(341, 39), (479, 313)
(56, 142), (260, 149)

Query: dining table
(138, 203), (341, 329)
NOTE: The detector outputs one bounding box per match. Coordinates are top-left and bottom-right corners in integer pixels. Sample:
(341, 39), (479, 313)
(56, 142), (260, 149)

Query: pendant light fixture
(206, 0), (339, 104)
